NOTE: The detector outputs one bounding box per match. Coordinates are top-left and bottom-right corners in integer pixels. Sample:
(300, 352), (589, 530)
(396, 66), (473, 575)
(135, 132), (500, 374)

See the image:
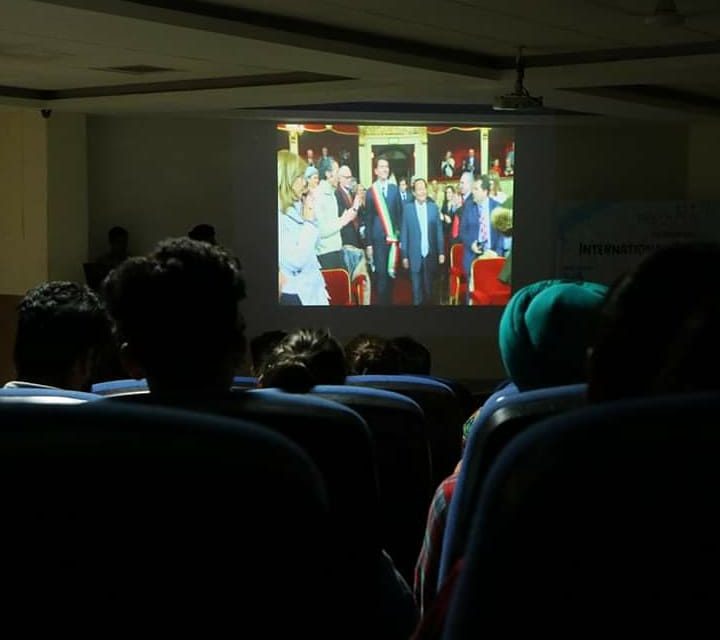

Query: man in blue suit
(398, 177), (413, 205)
(365, 155), (403, 305)
(401, 178), (445, 305)
(459, 174), (504, 292)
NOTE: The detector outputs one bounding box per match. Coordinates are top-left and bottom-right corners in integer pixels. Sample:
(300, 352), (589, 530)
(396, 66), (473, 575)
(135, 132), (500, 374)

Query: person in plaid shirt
(413, 279), (609, 617)
(413, 408), (476, 614)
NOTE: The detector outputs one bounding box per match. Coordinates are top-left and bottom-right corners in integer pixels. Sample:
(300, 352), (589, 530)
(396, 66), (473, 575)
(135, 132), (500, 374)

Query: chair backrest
(93, 377), (259, 395)
(439, 383), (587, 583)
(109, 387), (420, 635)
(311, 384), (432, 582)
(450, 243), (464, 270)
(110, 388), (382, 554)
(444, 392), (720, 637)
(469, 257), (510, 306)
(0, 399), (332, 634)
(231, 375), (258, 389)
(424, 375), (476, 418)
(91, 378), (148, 396)
(352, 272), (368, 305)
(448, 243), (466, 303)
(346, 374), (465, 486)
(0, 388), (103, 404)
(321, 268), (352, 305)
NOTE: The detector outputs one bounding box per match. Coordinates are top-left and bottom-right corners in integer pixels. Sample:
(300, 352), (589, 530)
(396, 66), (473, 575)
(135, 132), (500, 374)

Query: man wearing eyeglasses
(336, 165), (371, 304)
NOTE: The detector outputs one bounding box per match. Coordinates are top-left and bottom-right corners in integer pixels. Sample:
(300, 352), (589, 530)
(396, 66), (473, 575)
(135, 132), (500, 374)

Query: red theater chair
(469, 257), (511, 306)
(449, 243), (466, 305)
(353, 273), (368, 305)
(321, 268), (353, 305)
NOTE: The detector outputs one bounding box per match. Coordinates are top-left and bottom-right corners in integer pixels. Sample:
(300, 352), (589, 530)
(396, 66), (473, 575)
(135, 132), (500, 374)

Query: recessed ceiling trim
(0, 71), (348, 101)
(242, 101), (584, 117)
(37, 0), (501, 78)
(0, 85), (47, 100)
(93, 64), (181, 74)
(38, 0), (720, 75)
(504, 40), (720, 69)
(567, 84), (720, 113)
(129, 0), (501, 72)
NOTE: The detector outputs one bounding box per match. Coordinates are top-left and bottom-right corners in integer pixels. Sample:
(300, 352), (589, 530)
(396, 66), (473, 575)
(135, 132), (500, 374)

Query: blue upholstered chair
(0, 398), (334, 635)
(231, 375), (258, 389)
(439, 383), (587, 584)
(444, 392), (720, 638)
(112, 386), (417, 636)
(91, 377), (148, 396)
(0, 387), (103, 404)
(311, 384), (432, 582)
(346, 374), (465, 486)
(93, 376), (258, 396)
(111, 387), (381, 548)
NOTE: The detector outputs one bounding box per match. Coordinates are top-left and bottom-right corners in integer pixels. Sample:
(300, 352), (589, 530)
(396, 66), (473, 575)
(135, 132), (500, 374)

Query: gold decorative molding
(359, 125), (426, 138)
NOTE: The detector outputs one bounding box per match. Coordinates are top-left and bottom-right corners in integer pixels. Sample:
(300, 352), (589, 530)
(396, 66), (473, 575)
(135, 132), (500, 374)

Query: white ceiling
(213, 0), (720, 53)
(0, 0), (719, 119)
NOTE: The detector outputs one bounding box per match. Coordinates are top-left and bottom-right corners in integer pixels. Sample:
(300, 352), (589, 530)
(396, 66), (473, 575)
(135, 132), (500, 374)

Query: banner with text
(555, 201), (720, 284)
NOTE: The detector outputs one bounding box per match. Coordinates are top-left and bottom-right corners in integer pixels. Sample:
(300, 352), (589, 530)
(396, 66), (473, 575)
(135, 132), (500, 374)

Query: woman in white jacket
(277, 149), (329, 305)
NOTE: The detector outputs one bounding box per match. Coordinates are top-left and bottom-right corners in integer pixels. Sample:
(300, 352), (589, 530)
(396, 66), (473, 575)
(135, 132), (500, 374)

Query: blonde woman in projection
(277, 150), (329, 305)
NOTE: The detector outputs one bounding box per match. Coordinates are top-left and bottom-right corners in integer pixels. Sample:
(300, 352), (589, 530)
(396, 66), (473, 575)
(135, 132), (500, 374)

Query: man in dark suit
(459, 175), (504, 292)
(461, 148), (478, 176)
(398, 177), (413, 205)
(400, 178), (445, 305)
(336, 165), (371, 304)
(365, 156), (403, 305)
(450, 171), (474, 241)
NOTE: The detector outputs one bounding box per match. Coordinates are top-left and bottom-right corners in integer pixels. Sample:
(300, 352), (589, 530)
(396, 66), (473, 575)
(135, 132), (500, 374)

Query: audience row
(4, 238), (720, 637)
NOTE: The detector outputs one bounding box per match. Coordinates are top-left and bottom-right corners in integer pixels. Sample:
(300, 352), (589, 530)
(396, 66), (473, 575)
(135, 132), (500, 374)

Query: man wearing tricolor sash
(365, 156), (403, 305)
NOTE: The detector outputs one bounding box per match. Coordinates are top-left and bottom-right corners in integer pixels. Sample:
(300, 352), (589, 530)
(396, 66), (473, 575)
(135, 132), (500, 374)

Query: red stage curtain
(277, 124), (359, 135)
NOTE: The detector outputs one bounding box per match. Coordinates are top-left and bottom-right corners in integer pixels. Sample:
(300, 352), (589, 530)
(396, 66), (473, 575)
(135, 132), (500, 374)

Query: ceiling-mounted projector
(493, 47), (543, 111)
(493, 92), (543, 111)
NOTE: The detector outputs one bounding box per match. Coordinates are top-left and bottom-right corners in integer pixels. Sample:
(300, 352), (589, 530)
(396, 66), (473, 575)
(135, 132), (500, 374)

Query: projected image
(277, 124), (515, 306)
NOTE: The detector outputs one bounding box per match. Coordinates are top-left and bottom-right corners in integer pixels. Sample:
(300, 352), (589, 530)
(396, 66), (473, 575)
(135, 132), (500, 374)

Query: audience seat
(423, 375), (476, 418)
(439, 383), (586, 584)
(468, 257), (510, 306)
(112, 388), (381, 550)
(445, 392), (720, 637)
(311, 384), (433, 583)
(93, 376), (259, 395)
(116, 387), (417, 635)
(0, 388), (103, 404)
(231, 375), (258, 389)
(346, 374), (465, 486)
(321, 268), (353, 305)
(353, 272), (368, 305)
(92, 378), (148, 396)
(448, 243), (466, 305)
(0, 398), (333, 635)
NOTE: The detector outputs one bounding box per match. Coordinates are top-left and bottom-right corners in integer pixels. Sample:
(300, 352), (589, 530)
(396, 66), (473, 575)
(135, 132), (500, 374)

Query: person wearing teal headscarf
(416, 278), (608, 616)
(499, 279), (609, 391)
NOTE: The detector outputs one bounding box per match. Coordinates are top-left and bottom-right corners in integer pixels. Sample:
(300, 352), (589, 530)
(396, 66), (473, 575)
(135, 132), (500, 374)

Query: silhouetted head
(103, 237), (246, 394)
(260, 328), (346, 392)
(188, 224), (217, 245)
(589, 242), (720, 402)
(249, 330), (288, 377)
(14, 281), (110, 390)
(391, 336), (431, 375)
(108, 226), (129, 256)
(345, 334), (402, 375)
